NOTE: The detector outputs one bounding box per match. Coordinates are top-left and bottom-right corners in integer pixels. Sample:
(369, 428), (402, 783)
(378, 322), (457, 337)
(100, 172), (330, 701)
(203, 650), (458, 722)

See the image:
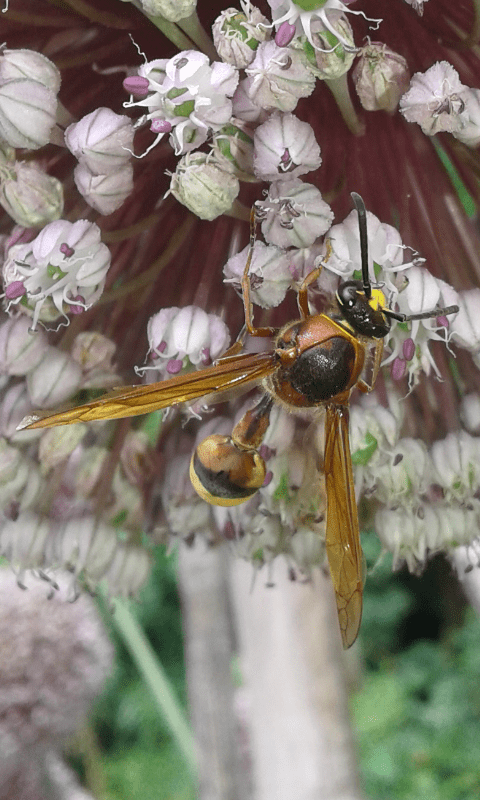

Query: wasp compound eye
(337, 280), (362, 310)
(189, 434), (266, 507)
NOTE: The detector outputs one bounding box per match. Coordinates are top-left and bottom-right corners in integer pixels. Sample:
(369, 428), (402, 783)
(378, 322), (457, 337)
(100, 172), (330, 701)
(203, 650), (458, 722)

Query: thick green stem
(111, 595), (197, 774)
(177, 10), (219, 61)
(325, 74), (366, 136)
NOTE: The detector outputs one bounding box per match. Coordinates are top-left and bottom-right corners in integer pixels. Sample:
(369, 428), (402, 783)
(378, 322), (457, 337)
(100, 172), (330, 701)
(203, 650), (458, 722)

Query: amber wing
(324, 402), (363, 649)
(19, 351), (277, 430)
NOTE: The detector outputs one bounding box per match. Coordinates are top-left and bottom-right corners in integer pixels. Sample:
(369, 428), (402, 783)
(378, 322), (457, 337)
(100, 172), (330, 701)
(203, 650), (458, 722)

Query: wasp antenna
(351, 192), (371, 299)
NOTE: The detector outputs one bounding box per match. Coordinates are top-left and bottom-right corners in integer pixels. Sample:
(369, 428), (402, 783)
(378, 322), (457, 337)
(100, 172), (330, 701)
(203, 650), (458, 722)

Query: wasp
(19, 194), (459, 648)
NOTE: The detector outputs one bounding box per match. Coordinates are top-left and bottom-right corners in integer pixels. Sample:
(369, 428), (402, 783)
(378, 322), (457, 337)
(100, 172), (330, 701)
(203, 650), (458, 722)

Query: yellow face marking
(367, 288), (387, 312)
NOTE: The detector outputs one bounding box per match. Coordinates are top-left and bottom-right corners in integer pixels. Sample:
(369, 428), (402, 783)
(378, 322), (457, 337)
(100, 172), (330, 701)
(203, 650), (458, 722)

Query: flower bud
(71, 331), (119, 388)
(0, 49), (61, 93)
(0, 79), (58, 149)
(431, 431), (480, 501)
(169, 152), (239, 220)
(353, 43), (410, 113)
(212, 120), (255, 179)
(0, 384), (36, 440)
(253, 111), (321, 181)
(65, 108), (134, 176)
(224, 240), (292, 308)
(245, 41), (315, 112)
(460, 394), (480, 435)
(373, 438), (430, 505)
(0, 160), (64, 226)
(0, 316), (48, 376)
(257, 178), (333, 248)
(232, 77), (267, 122)
(212, 5), (269, 69)
(73, 446), (109, 498)
(26, 347), (82, 408)
(38, 424), (87, 474)
(0, 512), (51, 570)
(73, 162), (133, 215)
(120, 431), (153, 486)
(450, 289), (480, 350)
(0, 438), (41, 516)
(139, 0), (196, 22)
(102, 542), (152, 597)
(454, 88), (480, 147)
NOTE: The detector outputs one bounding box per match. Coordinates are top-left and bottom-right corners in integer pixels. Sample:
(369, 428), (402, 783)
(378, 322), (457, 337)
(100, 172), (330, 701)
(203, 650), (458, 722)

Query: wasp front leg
(241, 206), (279, 339)
(297, 240), (333, 320)
(357, 338), (384, 394)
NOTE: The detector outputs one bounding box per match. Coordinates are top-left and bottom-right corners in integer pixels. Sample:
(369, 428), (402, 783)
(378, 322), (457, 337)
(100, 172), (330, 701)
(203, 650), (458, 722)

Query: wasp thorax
(189, 433), (266, 507)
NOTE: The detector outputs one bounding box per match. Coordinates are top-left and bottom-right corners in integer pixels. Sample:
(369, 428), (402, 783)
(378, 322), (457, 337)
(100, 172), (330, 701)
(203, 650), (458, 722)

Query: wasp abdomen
(190, 434), (266, 507)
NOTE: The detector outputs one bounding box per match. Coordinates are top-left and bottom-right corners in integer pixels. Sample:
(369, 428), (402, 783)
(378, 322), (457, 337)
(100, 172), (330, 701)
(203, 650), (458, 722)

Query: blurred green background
(69, 531), (480, 800)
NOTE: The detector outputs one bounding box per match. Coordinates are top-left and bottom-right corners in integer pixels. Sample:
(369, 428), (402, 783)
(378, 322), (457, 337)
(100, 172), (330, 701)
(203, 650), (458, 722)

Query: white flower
(144, 305), (230, 379)
(245, 40), (315, 112)
(127, 51), (239, 155)
(3, 219), (111, 329)
(224, 240), (292, 308)
(257, 178), (333, 248)
(400, 61), (469, 135)
(253, 111), (322, 181)
(65, 108), (134, 175)
(267, 0), (380, 52)
(325, 207), (404, 279)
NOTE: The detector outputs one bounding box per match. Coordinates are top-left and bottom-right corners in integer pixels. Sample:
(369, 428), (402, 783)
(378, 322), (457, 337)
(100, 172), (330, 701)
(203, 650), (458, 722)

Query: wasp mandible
(20, 194), (459, 647)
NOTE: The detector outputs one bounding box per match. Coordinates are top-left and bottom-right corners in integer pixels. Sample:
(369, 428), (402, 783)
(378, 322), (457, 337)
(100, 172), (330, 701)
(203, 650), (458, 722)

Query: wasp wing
(19, 351), (277, 430)
(324, 403), (363, 649)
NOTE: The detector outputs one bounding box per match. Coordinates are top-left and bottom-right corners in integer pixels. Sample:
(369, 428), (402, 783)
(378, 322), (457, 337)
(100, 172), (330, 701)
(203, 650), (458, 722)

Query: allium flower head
(1, 0), (480, 658)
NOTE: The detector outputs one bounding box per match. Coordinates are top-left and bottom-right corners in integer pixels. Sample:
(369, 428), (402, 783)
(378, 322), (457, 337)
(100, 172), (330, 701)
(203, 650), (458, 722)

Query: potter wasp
(19, 194), (459, 648)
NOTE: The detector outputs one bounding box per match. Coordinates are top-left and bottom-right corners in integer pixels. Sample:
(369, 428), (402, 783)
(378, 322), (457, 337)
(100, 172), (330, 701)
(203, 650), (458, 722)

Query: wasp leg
(297, 240), (333, 320)
(357, 339), (384, 394)
(241, 206), (278, 338)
